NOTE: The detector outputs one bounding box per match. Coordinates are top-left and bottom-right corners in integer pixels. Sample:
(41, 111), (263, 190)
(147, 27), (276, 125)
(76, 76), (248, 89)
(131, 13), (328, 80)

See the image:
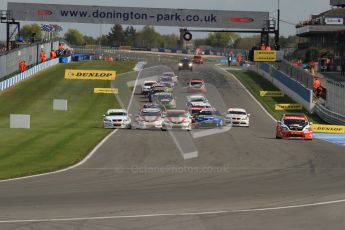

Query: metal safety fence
(0, 39), (69, 81)
(324, 78), (345, 116)
(0, 58), (61, 91)
(314, 102), (345, 125)
(273, 60), (314, 90)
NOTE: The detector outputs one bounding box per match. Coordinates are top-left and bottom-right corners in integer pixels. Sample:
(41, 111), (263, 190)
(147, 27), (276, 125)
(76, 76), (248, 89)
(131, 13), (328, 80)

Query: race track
(1, 62), (345, 229)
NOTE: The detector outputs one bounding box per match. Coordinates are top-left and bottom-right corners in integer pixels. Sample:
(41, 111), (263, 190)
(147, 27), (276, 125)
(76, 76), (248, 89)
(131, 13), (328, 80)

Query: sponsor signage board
(94, 88), (118, 94)
(8, 2), (268, 29)
(64, 69), (116, 80)
(260, 91), (284, 97)
(325, 17), (344, 25)
(254, 50), (277, 62)
(312, 124), (345, 134)
(275, 104), (303, 110)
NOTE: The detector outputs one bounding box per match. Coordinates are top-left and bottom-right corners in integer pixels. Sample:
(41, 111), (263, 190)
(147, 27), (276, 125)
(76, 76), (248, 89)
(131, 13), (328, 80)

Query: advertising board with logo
(275, 104), (303, 111)
(94, 88), (118, 94)
(64, 70), (116, 80)
(312, 124), (345, 134)
(325, 17), (344, 25)
(260, 91), (284, 97)
(254, 51), (277, 62)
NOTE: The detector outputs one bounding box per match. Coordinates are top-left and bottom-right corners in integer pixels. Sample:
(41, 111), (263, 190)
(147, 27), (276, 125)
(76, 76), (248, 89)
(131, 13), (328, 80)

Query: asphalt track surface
(1, 62), (345, 229)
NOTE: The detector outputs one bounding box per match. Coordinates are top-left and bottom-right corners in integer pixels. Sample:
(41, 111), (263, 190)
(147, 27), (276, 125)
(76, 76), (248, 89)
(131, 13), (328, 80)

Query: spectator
(40, 50), (47, 62)
(50, 50), (56, 59)
(341, 62), (345, 76)
(313, 77), (322, 97)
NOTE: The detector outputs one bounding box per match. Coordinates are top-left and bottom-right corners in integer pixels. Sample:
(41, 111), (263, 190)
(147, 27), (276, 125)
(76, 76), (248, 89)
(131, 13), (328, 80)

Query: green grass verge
(229, 70), (324, 123)
(0, 60), (136, 179)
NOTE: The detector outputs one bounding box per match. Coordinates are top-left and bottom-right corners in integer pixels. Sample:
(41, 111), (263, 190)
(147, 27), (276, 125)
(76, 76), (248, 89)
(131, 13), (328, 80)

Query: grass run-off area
(230, 70), (324, 124)
(0, 60), (136, 179)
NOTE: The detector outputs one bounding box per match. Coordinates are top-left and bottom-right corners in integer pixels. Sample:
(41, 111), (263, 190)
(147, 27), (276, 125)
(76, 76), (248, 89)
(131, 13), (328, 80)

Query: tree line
(19, 23), (298, 50)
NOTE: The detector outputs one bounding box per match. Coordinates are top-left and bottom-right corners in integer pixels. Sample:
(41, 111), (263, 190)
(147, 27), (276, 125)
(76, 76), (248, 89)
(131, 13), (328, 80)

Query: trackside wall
(0, 39), (70, 81)
(253, 63), (314, 112)
(0, 58), (60, 91)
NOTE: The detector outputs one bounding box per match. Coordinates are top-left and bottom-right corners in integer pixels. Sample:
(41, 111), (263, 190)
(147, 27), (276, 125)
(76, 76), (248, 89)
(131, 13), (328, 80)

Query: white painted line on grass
(2, 198), (345, 223)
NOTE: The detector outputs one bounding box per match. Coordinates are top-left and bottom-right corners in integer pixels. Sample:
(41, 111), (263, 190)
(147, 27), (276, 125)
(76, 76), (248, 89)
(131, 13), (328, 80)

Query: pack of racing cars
(103, 71), (253, 131)
(102, 70), (313, 140)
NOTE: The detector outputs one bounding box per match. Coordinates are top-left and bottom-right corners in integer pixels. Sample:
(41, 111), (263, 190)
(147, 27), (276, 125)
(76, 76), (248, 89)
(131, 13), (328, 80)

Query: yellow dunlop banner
(94, 88), (118, 94)
(254, 50), (277, 62)
(312, 124), (345, 134)
(65, 69), (116, 80)
(260, 91), (284, 97)
(275, 104), (303, 110)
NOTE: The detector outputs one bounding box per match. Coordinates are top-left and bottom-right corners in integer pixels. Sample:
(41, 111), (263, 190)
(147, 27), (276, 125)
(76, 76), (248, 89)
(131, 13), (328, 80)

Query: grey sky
(0, 0), (331, 40)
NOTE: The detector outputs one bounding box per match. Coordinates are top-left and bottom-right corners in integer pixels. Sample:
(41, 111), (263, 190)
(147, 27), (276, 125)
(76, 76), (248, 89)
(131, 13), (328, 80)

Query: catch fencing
(314, 103), (345, 125)
(256, 63), (313, 111)
(0, 39), (68, 81)
(313, 78), (345, 124)
(0, 58), (60, 91)
(273, 60), (314, 90)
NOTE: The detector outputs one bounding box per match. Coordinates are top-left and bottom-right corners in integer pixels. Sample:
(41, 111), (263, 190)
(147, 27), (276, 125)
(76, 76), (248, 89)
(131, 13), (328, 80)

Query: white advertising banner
(8, 2), (269, 29)
(325, 17), (344, 25)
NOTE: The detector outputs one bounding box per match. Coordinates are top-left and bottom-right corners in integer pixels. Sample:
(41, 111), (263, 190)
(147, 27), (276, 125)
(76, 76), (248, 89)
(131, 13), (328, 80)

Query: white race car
(186, 94), (209, 108)
(162, 110), (192, 131)
(226, 108), (250, 127)
(103, 109), (131, 129)
(141, 80), (158, 95)
(162, 72), (178, 83)
(136, 108), (163, 129)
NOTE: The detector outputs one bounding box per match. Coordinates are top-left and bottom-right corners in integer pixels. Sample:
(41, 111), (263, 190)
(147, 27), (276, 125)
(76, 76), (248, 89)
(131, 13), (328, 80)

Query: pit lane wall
(0, 58), (61, 91)
(252, 63), (314, 112)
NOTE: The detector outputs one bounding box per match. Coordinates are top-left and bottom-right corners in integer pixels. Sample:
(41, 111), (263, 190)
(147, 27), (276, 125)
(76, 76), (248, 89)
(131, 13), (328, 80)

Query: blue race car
(194, 108), (225, 128)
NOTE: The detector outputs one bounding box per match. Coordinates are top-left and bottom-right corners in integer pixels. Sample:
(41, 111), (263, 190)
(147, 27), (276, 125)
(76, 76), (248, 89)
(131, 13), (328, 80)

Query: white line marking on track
(192, 127), (231, 139)
(2, 198), (345, 223)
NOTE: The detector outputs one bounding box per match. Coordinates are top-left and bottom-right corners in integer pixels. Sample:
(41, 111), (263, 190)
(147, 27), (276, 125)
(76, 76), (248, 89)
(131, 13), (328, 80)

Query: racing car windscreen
(228, 111), (247, 115)
(200, 110), (221, 116)
(157, 94), (173, 100)
(191, 82), (203, 87)
(191, 98), (205, 102)
(141, 111), (161, 116)
(108, 112), (127, 116)
(160, 77), (172, 81)
(283, 119), (307, 127)
(167, 112), (189, 118)
(144, 82), (156, 86)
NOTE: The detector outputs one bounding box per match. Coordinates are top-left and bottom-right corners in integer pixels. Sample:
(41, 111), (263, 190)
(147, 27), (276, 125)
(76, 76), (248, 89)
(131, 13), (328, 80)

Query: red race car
(193, 55), (204, 64)
(187, 79), (207, 93)
(276, 113), (313, 140)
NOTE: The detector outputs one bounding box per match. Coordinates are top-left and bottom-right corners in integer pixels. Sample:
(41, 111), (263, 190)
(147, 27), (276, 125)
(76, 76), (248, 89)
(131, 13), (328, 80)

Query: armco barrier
(314, 103), (345, 125)
(252, 63), (314, 112)
(0, 58), (60, 91)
